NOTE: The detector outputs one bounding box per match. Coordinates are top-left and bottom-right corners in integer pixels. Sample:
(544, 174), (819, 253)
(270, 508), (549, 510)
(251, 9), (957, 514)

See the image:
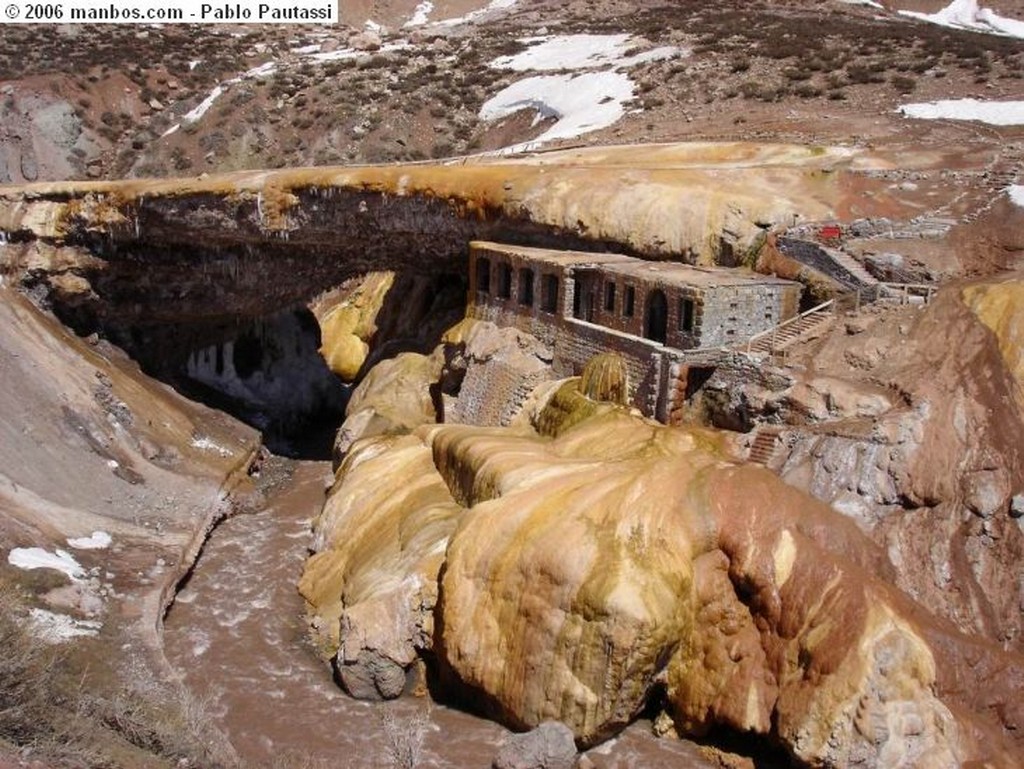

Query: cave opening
(109, 306), (348, 460)
(172, 307), (349, 459)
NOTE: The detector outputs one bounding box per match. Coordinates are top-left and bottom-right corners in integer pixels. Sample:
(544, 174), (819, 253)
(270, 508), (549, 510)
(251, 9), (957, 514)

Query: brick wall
(699, 284), (798, 348)
(467, 243), (800, 422)
(467, 299), (679, 418)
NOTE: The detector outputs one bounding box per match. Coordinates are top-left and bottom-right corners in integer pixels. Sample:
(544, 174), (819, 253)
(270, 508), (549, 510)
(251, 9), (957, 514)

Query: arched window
(645, 289), (668, 343)
(497, 263), (513, 299)
(541, 274), (559, 313)
(476, 257), (491, 294)
(518, 268), (534, 306)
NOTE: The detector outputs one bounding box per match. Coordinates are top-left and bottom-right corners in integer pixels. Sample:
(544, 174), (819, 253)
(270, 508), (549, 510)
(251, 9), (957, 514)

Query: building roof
(471, 241), (634, 269)
(470, 241), (796, 289)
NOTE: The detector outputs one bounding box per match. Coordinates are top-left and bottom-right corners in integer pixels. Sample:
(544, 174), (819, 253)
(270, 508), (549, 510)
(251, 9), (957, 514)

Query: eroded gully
(163, 456), (718, 768)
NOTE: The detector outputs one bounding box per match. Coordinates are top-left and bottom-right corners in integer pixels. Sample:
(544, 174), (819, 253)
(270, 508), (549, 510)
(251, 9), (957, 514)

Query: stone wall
(699, 283), (799, 348)
(468, 298), (676, 418)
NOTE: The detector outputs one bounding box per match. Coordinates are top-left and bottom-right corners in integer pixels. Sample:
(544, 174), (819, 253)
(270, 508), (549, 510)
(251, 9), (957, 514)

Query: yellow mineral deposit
(962, 279), (1024, 406)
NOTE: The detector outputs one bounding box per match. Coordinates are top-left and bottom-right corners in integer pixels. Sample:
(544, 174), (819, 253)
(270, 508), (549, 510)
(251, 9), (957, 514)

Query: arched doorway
(645, 289), (668, 343)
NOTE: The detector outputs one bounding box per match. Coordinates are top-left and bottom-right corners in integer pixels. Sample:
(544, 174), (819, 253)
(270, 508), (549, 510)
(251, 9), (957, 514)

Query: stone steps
(746, 308), (834, 355)
(820, 245), (878, 287)
(748, 426), (782, 465)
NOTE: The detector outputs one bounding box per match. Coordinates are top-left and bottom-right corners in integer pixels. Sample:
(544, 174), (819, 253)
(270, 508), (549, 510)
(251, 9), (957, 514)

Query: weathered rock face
(314, 271), (466, 383)
(301, 372), (1024, 767)
(332, 350), (442, 460)
(777, 276), (1024, 649)
(315, 272), (397, 381)
(299, 429), (464, 699)
(0, 142), (979, 351)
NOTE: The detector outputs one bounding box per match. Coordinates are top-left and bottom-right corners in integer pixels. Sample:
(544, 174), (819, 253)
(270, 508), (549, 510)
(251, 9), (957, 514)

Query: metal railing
(744, 299), (835, 354)
(878, 282), (936, 305)
(839, 283), (936, 312)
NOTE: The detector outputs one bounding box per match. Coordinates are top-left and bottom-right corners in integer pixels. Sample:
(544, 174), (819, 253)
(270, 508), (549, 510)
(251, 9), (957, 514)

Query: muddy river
(164, 457), (719, 768)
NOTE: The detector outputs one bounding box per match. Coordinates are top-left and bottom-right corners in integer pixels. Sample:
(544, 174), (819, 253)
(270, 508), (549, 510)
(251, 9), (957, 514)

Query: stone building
(467, 241), (800, 421)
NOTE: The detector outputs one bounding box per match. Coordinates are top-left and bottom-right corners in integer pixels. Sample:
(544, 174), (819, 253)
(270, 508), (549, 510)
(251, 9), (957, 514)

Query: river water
(163, 457), (717, 768)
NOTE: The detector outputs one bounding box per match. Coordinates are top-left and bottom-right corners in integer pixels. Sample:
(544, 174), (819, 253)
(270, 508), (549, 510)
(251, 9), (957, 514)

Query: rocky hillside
(1, 0), (1022, 183)
(1, 2), (1024, 767)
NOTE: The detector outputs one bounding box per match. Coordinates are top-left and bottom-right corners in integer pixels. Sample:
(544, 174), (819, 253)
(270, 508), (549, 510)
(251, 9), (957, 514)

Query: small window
(476, 257), (491, 294)
(604, 281), (616, 312)
(541, 274), (559, 313)
(679, 298), (695, 332)
(518, 268), (534, 307)
(497, 263), (512, 299)
(623, 285), (635, 317)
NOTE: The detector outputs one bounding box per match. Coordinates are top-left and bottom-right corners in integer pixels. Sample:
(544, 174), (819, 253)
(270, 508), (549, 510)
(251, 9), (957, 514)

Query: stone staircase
(748, 426), (783, 466)
(743, 300), (835, 356)
(777, 238), (877, 292)
(822, 246), (878, 288)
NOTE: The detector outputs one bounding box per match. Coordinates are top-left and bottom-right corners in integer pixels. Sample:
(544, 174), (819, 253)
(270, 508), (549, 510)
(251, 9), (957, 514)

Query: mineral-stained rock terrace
(1, 142), (1023, 768)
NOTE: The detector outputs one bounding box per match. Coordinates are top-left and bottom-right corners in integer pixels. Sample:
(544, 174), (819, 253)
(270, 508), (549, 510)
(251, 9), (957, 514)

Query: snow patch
(899, 0), (1024, 39)
(405, 0), (433, 26)
(898, 99), (1024, 125)
(839, 0), (883, 6)
(490, 33), (679, 72)
(177, 61), (278, 128)
(309, 41), (410, 63)
(436, 0), (517, 26)
(182, 85), (224, 123)
(1008, 186), (1024, 207)
(8, 547), (85, 581)
(68, 531), (112, 550)
(29, 608), (102, 642)
(481, 33), (679, 151)
(290, 43), (322, 54)
(479, 71), (634, 150)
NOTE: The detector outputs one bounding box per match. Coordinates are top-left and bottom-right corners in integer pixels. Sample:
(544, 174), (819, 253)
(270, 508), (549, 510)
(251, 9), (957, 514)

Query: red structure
(819, 224), (842, 242)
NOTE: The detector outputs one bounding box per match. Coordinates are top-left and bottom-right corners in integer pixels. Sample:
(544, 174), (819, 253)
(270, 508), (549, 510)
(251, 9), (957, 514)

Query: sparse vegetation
(379, 703), (431, 769)
(0, 576), (237, 768)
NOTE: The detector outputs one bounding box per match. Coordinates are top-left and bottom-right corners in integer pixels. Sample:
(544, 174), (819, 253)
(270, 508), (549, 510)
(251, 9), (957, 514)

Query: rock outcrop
(492, 722), (578, 769)
(0, 142), (982, 354)
(301, 363), (1024, 767)
(777, 275), (1024, 649)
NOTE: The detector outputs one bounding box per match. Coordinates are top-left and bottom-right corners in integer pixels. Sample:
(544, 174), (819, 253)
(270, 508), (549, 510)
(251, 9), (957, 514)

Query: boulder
(348, 30), (382, 51)
(336, 648), (407, 700)
(1011, 494), (1024, 519)
(492, 722), (577, 769)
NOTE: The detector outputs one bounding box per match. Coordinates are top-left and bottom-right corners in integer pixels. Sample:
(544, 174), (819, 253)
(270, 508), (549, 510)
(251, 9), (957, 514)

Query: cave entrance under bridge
(141, 307), (349, 459)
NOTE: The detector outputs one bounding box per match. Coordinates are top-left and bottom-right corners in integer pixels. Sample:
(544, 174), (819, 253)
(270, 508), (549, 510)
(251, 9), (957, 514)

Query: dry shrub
(379, 703), (431, 769)
(0, 580), (60, 745)
(0, 577), (235, 768)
